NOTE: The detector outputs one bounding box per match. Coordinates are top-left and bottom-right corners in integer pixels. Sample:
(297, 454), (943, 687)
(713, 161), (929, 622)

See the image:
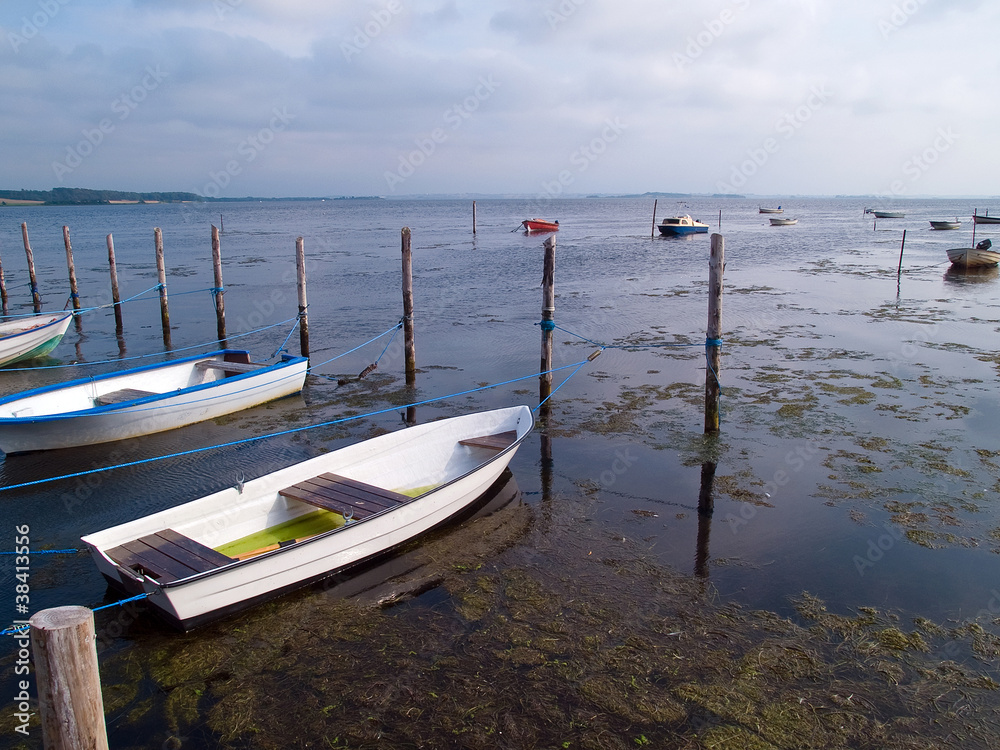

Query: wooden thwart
(94, 388), (157, 406)
(195, 360), (265, 374)
(459, 430), (517, 451)
(279, 473), (411, 519)
(106, 529), (232, 582)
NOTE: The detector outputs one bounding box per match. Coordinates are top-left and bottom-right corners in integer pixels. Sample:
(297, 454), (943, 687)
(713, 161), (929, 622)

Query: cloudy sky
(1, 0), (997, 198)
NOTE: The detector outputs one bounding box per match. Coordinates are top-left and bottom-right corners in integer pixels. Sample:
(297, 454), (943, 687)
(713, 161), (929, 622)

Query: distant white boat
(930, 220), (961, 230)
(82, 405), (533, 628)
(0, 350), (307, 454)
(758, 206), (783, 214)
(769, 217), (798, 226)
(0, 312), (73, 367)
(870, 210), (905, 219)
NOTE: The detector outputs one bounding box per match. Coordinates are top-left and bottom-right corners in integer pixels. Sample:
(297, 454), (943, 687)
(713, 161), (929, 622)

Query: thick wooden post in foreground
(21, 222), (42, 312)
(106, 234), (123, 331)
(296, 236), (310, 358)
(211, 225), (226, 342)
(704, 233), (724, 433)
(401, 228), (416, 384)
(63, 226), (81, 312)
(539, 235), (556, 408)
(29, 606), (109, 750)
(154, 228), (171, 348)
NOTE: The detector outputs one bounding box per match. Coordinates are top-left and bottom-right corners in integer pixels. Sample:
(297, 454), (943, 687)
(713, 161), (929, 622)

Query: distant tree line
(0, 188), (206, 204)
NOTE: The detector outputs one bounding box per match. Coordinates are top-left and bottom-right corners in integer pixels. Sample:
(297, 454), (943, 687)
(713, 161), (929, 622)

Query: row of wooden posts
(20, 227), (724, 749)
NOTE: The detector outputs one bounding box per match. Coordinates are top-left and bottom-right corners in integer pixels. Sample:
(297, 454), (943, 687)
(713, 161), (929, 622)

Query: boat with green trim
(0, 312), (73, 367)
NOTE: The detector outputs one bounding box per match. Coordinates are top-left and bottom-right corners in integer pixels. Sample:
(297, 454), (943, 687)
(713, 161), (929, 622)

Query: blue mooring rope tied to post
(0, 593), (150, 637)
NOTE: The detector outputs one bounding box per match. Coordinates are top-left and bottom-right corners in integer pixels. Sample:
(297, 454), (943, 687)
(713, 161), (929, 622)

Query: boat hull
(769, 218), (797, 226)
(973, 215), (1000, 224)
(658, 225), (708, 236)
(930, 221), (960, 230)
(522, 219), (559, 233)
(82, 405), (533, 628)
(0, 313), (73, 367)
(946, 247), (1000, 268)
(0, 350), (308, 453)
(872, 211), (904, 218)
(758, 208), (783, 214)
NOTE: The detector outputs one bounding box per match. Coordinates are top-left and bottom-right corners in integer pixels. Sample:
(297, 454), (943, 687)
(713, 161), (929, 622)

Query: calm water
(1, 196), (999, 740)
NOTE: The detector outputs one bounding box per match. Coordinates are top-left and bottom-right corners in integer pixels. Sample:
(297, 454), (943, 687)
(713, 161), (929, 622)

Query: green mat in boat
(214, 509), (344, 558)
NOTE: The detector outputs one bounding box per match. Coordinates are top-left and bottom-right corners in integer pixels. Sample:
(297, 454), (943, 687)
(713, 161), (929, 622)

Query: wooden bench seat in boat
(106, 528), (234, 582)
(195, 360), (266, 374)
(278, 473), (412, 520)
(458, 430), (517, 451)
(93, 388), (158, 406)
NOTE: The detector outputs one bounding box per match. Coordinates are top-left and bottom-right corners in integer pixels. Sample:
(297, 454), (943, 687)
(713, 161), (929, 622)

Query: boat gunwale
(0, 349), (307, 424)
(94, 407), (534, 589)
(0, 312), (73, 341)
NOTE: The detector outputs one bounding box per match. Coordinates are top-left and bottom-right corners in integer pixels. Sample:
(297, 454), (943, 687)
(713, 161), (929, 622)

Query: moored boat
(0, 349), (307, 454)
(973, 211), (1000, 225)
(0, 312), (73, 367)
(81, 405), (533, 628)
(871, 210), (904, 219)
(930, 220), (961, 230)
(759, 206), (783, 214)
(946, 239), (1000, 269)
(657, 215), (709, 236)
(769, 217), (798, 226)
(522, 219), (559, 233)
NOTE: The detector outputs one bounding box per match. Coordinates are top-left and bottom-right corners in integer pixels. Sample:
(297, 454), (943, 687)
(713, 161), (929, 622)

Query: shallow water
(1, 196), (999, 745)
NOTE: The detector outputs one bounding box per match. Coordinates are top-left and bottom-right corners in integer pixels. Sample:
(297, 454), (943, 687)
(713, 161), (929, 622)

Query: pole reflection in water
(695, 461), (716, 578)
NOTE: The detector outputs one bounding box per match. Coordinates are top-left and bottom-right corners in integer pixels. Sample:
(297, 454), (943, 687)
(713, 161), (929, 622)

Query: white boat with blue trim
(0, 312), (73, 367)
(0, 349), (307, 454)
(82, 405), (533, 628)
(657, 215), (709, 236)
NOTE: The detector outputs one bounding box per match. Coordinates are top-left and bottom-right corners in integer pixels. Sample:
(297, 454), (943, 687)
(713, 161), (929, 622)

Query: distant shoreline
(0, 188), (380, 206)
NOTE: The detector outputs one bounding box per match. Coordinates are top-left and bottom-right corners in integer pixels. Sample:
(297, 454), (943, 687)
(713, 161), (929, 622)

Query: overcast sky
(1, 0), (996, 198)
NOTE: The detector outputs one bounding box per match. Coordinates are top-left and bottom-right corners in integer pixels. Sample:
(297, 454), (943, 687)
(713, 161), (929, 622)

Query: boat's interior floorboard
(195, 360), (265, 374)
(94, 388), (158, 406)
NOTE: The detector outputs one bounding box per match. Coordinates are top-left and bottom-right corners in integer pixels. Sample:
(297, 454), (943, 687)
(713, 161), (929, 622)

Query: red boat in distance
(522, 219), (559, 233)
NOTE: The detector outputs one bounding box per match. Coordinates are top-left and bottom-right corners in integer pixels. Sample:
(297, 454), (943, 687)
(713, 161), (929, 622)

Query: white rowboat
(0, 312), (73, 367)
(769, 217), (798, 226)
(82, 405), (533, 628)
(0, 350), (307, 454)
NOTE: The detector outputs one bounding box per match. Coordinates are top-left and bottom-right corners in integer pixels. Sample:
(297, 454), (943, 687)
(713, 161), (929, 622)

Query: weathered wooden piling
(650, 199), (658, 238)
(896, 229), (907, 278)
(20, 222), (42, 312)
(106, 233), (123, 331)
(211, 225), (226, 342)
(539, 235), (556, 408)
(401, 227), (416, 384)
(695, 461), (716, 577)
(295, 236), (310, 358)
(29, 606), (110, 750)
(62, 226), (81, 312)
(154, 228), (171, 348)
(472, 201), (477, 235)
(704, 233), (724, 433)
(0, 240), (9, 314)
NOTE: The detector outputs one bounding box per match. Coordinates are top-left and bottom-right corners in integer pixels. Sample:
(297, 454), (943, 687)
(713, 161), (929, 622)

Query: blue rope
(307, 322), (403, 371)
(271, 316), (300, 359)
(0, 593), (150, 636)
(552, 323), (706, 351)
(374, 323), (402, 364)
(535, 358), (590, 413)
(210, 287), (225, 298)
(706, 338), (723, 347)
(538, 319), (555, 332)
(0, 359), (593, 494)
(0, 549), (81, 555)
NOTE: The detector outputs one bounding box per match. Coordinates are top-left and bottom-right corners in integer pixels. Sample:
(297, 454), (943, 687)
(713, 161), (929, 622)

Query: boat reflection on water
(944, 265), (999, 285)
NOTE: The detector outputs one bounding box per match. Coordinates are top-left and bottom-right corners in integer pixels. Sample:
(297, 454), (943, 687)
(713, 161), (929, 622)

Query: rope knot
(539, 319), (555, 332)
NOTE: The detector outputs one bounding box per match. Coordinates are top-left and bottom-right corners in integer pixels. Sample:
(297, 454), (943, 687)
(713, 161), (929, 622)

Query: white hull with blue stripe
(0, 312), (73, 367)
(0, 350), (307, 454)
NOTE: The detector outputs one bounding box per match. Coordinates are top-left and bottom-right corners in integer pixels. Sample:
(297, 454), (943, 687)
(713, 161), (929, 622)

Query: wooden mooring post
(295, 236), (310, 358)
(650, 199), (658, 238)
(29, 606), (110, 750)
(401, 227), (416, 384)
(211, 225), (226, 343)
(704, 233), (724, 433)
(20, 222), (42, 313)
(0, 239), (9, 315)
(154, 228), (171, 348)
(896, 229), (907, 278)
(106, 233), (123, 332)
(472, 201), (477, 235)
(539, 235), (556, 410)
(62, 226), (81, 313)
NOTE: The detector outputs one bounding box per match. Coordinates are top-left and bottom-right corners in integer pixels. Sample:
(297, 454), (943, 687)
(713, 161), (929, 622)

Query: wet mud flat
(75, 477), (1000, 750)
